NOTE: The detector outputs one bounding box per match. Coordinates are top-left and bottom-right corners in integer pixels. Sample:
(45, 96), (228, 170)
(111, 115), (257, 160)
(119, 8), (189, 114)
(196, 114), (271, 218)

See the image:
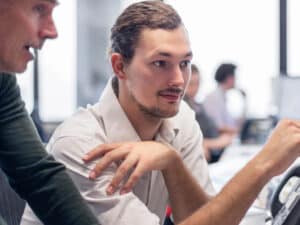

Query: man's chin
(0, 66), (25, 74)
(157, 108), (180, 118)
(162, 111), (179, 118)
(14, 63), (28, 74)
(159, 103), (182, 118)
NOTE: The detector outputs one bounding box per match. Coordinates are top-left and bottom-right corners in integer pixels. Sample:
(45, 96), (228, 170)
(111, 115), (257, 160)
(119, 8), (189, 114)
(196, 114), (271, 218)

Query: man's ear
(111, 53), (127, 80)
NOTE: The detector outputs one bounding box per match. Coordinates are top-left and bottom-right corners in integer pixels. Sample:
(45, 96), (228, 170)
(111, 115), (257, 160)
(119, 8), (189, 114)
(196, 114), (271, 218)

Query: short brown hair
(110, 1), (182, 63)
(214, 63), (236, 83)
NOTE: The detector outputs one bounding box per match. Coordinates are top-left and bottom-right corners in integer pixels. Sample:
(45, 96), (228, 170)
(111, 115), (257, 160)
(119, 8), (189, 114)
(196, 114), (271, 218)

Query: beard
(129, 90), (181, 119)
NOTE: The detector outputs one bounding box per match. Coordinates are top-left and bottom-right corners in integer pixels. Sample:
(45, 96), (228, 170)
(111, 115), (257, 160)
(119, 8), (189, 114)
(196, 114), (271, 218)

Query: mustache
(158, 87), (184, 95)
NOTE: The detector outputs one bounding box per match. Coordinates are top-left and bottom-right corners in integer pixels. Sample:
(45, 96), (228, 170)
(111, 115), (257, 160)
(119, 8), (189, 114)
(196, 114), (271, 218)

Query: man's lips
(24, 42), (42, 53)
(158, 88), (183, 101)
(23, 46), (34, 60)
(160, 94), (180, 101)
(23, 41), (43, 61)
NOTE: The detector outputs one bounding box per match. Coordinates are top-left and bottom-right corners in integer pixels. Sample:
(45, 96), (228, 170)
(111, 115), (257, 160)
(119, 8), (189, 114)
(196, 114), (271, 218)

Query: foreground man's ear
(111, 53), (127, 80)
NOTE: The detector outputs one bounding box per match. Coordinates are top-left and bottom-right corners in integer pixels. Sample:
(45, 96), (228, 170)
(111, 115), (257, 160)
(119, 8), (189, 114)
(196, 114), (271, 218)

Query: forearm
(0, 117), (99, 225)
(179, 156), (271, 225)
(27, 157), (100, 225)
(180, 119), (300, 225)
(162, 154), (210, 224)
(0, 74), (99, 225)
(219, 126), (237, 135)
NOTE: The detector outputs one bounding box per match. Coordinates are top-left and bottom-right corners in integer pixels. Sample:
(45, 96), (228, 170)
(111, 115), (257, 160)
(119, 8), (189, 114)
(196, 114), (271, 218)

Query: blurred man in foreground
(0, 1), (99, 224)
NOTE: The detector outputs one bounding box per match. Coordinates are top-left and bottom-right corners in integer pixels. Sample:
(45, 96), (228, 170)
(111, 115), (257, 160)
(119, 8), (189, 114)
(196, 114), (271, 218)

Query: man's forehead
(1, 0), (59, 8)
(21, 0), (59, 5)
(137, 28), (192, 58)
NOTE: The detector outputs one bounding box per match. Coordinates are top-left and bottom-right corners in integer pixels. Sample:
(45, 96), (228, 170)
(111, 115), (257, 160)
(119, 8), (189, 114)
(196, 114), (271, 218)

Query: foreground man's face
(121, 26), (193, 119)
(0, 0), (58, 73)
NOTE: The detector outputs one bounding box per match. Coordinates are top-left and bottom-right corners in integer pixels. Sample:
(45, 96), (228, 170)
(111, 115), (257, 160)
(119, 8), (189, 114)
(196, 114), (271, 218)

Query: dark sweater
(0, 73), (99, 225)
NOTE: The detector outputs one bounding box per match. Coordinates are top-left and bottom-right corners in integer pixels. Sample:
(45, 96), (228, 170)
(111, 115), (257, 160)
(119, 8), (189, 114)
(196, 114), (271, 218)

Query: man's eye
(34, 5), (47, 15)
(153, 61), (166, 67)
(180, 60), (191, 68)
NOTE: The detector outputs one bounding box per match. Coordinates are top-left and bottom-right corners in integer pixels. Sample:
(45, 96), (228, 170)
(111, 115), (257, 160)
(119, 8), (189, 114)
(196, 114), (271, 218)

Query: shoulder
(171, 101), (202, 143)
(54, 103), (104, 138)
(48, 103), (108, 157)
(0, 73), (26, 123)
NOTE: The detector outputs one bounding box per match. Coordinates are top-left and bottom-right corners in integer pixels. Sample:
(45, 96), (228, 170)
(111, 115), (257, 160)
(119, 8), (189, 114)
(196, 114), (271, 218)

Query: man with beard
(21, 1), (216, 224)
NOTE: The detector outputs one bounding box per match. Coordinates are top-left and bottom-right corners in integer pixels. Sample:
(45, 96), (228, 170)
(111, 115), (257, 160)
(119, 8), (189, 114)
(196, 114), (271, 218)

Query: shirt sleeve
(0, 73), (99, 225)
(42, 135), (161, 225)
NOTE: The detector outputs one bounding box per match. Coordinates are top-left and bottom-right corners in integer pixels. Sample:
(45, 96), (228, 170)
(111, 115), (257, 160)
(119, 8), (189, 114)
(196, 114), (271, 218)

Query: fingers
(89, 147), (129, 180)
(106, 154), (139, 195)
(120, 164), (145, 195)
(279, 119), (300, 130)
(82, 143), (122, 162)
(292, 120), (300, 129)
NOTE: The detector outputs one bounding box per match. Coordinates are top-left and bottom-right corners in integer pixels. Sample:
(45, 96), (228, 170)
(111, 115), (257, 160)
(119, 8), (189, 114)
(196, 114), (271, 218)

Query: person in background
(0, 1), (99, 225)
(184, 64), (234, 163)
(203, 63), (240, 134)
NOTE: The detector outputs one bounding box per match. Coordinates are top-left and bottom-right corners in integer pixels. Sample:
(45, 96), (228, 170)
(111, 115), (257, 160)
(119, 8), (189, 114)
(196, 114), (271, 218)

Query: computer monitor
(272, 76), (300, 120)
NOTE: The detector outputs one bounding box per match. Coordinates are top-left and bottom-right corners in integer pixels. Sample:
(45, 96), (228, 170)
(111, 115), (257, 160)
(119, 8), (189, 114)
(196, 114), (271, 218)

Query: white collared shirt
(21, 78), (215, 225)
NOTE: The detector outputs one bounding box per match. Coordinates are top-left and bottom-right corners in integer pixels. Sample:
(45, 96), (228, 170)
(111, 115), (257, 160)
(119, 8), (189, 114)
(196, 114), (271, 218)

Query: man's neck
(113, 78), (163, 141)
(219, 83), (228, 92)
(0, 64), (5, 73)
(130, 112), (162, 141)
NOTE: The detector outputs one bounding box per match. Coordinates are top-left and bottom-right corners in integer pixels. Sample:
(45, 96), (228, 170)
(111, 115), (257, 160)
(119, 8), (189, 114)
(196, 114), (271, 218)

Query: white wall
(166, 0), (278, 117)
(19, 1), (298, 121)
(38, 0), (77, 121)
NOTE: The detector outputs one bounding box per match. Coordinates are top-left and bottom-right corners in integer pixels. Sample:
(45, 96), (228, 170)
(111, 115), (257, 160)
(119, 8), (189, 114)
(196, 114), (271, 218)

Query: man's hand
(82, 141), (180, 195)
(254, 119), (300, 177)
(177, 119), (300, 225)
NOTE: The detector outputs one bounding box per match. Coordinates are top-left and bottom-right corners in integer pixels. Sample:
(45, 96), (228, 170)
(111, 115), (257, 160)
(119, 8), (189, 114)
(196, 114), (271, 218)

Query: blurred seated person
(203, 63), (241, 134)
(184, 64), (234, 163)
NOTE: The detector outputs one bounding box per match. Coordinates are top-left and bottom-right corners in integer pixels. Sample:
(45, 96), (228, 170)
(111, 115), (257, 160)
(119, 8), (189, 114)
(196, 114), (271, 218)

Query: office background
(16, 0), (300, 141)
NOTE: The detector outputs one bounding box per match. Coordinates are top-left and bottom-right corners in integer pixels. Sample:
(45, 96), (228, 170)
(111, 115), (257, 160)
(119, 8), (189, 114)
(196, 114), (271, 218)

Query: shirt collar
(97, 78), (180, 144)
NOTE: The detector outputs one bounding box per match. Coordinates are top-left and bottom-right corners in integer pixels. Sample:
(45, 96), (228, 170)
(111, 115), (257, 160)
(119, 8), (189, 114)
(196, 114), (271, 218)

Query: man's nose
(39, 18), (58, 40)
(168, 66), (185, 87)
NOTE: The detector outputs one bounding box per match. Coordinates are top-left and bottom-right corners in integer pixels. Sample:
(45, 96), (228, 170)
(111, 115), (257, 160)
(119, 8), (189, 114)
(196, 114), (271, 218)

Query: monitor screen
(272, 76), (300, 120)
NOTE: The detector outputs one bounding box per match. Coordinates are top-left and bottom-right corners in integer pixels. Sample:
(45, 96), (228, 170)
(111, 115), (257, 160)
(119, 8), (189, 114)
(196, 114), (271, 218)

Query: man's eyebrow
(43, 0), (60, 5)
(185, 51), (193, 57)
(156, 51), (193, 58)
